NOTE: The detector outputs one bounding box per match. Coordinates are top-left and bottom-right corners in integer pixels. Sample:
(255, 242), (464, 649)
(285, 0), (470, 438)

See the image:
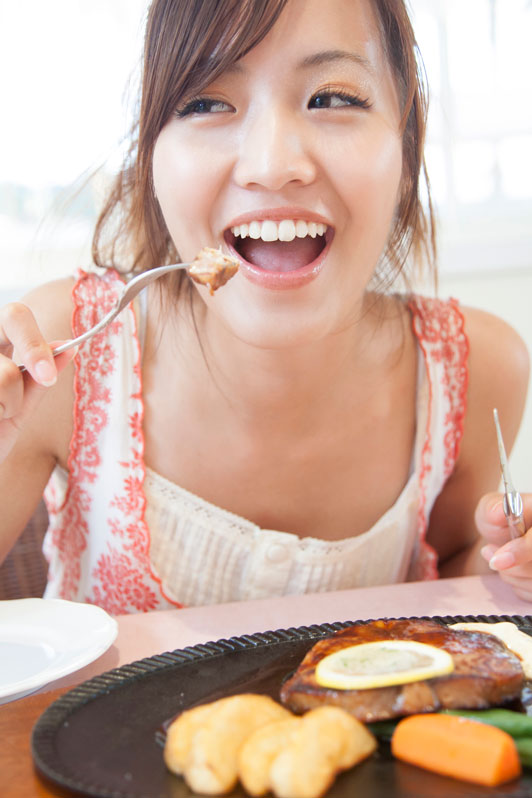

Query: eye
(308, 89), (371, 110)
(175, 96), (233, 118)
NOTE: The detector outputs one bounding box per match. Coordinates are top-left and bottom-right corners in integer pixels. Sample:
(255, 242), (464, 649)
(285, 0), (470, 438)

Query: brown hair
(92, 0), (436, 293)
(372, 0), (436, 291)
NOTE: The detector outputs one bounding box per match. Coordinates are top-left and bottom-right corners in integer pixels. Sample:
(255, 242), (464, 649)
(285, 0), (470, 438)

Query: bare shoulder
(20, 276), (76, 341)
(11, 276), (77, 464)
(462, 305), (529, 376)
(461, 305), (529, 442)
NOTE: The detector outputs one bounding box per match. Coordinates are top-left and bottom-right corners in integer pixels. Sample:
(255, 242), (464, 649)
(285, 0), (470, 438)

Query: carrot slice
(391, 713), (522, 787)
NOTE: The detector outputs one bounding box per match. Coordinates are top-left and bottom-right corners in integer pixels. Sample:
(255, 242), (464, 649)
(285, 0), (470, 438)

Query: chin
(217, 302), (338, 351)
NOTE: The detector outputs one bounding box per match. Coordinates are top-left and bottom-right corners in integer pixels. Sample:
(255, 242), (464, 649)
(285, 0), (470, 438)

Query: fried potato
(238, 717), (301, 796)
(269, 707), (377, 798)
(164, 701), (216, 775)
(165, 694), (291, 794)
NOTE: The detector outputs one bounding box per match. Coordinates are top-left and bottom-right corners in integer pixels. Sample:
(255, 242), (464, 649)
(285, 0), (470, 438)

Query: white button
(266, 544), (288, 563)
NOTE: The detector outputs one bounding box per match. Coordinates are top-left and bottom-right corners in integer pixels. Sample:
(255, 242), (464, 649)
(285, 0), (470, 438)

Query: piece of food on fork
(188, 247), (239, 294)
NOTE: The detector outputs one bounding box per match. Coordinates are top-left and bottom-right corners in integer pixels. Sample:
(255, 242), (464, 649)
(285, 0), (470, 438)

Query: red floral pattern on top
(43, 269), (182, 613)
(408, 295), (469, 581)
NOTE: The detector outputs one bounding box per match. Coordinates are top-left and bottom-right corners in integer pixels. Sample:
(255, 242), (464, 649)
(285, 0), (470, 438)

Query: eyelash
(308, 88), (371, 110)
(174, 87), (372, 118)
(174, 97), (231, 118)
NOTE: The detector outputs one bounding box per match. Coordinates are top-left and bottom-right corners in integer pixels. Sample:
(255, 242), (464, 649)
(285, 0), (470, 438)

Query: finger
(14, 343), (78, 424)
(0, 355), (25, 419)
(480, 543), (498, 564)
(47, 342), (78, 375)
(475, 492), (532, 546)
(0, 341), (77, 426)
(485, 527), (532, 572)
(475, 493), (512, 545)
(0, 302), (57, 387)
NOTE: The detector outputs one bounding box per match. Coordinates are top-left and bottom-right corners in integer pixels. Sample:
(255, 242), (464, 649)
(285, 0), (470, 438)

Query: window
(411, 0), (532, 275)
(0, 0), (530, 299)
(0, 0), (148, 298)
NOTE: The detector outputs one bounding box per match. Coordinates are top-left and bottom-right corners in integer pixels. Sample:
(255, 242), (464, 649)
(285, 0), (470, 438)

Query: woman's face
(152, 0), (403, 349)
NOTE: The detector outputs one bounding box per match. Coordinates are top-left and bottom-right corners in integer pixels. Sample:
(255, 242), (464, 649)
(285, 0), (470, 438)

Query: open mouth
(224, 219), (331, 274)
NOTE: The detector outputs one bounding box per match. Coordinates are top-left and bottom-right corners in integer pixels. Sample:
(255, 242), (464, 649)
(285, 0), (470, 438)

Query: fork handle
(18, 304), (120, 374)
(503, 492), (527, 539)
(50, 304), (120, 356)
(18, 261), (192, 375)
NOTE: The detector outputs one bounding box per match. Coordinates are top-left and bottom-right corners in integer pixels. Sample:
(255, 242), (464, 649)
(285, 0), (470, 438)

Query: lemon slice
(314, 640), (455, 690)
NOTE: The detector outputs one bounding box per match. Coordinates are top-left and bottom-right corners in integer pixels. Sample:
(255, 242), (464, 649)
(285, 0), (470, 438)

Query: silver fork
(19, 261), (191, 373)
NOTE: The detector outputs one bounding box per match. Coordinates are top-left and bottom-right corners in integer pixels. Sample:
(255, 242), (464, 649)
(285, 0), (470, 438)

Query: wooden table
(2, 574), (531, 797)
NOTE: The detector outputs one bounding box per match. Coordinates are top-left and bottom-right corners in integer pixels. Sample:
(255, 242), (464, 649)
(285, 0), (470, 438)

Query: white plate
(0, 598), (118, 703)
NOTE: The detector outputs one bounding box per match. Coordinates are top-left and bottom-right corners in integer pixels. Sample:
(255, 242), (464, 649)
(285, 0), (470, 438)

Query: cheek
(334, 126), (403, 227)
(152, 127), (220, 253)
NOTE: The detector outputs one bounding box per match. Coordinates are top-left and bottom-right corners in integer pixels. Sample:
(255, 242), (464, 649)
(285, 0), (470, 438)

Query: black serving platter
(32, 614), (532, 798)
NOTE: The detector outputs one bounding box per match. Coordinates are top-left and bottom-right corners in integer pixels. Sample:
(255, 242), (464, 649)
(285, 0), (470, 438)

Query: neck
(146, 291), (404, 436)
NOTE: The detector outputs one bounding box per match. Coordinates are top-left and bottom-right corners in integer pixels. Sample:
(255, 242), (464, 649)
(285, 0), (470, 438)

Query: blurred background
(0, 0), (531, 481)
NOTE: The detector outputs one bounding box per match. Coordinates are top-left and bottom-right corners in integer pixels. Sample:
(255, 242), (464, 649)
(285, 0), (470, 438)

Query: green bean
(366, 720), (399, 740)
(515, 738), (532, 768)
(442, 708), (532, 738)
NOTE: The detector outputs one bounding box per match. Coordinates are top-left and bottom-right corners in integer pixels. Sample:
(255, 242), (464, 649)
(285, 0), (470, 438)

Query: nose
(232, 105), (317, 191)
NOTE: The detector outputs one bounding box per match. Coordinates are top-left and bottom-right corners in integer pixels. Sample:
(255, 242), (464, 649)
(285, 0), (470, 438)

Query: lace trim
(46, 269), (120, 600)
(143, 462), (420, 556)
(48, 269), (182, 612)
(408, 295), (469, 581)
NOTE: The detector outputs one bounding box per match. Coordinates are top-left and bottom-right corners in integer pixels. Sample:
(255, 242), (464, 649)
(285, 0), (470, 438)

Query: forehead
(238, 0), (387, 75)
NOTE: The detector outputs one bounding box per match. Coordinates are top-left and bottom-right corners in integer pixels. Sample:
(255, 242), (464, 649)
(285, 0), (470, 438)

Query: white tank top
(43, 269), (468, 613)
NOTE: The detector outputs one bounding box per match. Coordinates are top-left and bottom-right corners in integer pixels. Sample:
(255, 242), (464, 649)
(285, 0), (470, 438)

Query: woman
(0, 0), (529, 611)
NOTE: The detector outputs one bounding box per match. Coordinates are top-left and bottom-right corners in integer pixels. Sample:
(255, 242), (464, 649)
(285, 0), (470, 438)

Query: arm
(0, 278), (77, 561)
(426, 306), (529, 579)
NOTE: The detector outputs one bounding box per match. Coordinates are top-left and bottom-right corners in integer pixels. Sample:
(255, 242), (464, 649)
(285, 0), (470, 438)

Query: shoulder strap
(407, 295), (470, 581)
(45, 269), (181, 612)
(410, 294), (469, 477)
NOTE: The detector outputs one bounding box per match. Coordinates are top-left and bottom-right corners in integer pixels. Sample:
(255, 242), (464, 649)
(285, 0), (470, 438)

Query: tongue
(238, 237), (322, 272)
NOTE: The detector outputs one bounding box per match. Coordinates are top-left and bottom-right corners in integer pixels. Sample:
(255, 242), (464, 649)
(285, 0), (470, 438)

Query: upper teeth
(231, 219), (327, 242)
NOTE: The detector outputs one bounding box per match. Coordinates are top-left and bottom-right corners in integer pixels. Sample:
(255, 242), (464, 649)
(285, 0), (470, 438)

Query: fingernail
(489, 551), (516, 570)
(480, 545), (494, 561)
(35, 360), (57, 387)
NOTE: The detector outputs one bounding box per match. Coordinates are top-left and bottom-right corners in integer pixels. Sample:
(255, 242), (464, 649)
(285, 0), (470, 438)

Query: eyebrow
(219, 49), (375, 80)
(298, 49), (375, 74)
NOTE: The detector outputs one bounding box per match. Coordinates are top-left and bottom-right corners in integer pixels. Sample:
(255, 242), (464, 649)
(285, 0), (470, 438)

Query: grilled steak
(280, 618), (525, 722)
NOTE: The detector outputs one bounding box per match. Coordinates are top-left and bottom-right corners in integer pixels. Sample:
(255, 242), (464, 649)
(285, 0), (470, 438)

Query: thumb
(47, 341), (78, 375)
(17, 342), (78, 422)
(475, 492), (510, 546)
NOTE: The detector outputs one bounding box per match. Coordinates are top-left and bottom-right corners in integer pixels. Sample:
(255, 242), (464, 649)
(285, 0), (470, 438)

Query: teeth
(278, 220), (296, 242)
(231, 219), (327, 242)
(261, 220), (278, 242)
(249, 221), (261, 239)
(295, 219), (309, 238)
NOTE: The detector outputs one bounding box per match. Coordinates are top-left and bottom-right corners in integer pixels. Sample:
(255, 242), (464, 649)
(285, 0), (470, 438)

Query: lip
(223, 208), (333, 291)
